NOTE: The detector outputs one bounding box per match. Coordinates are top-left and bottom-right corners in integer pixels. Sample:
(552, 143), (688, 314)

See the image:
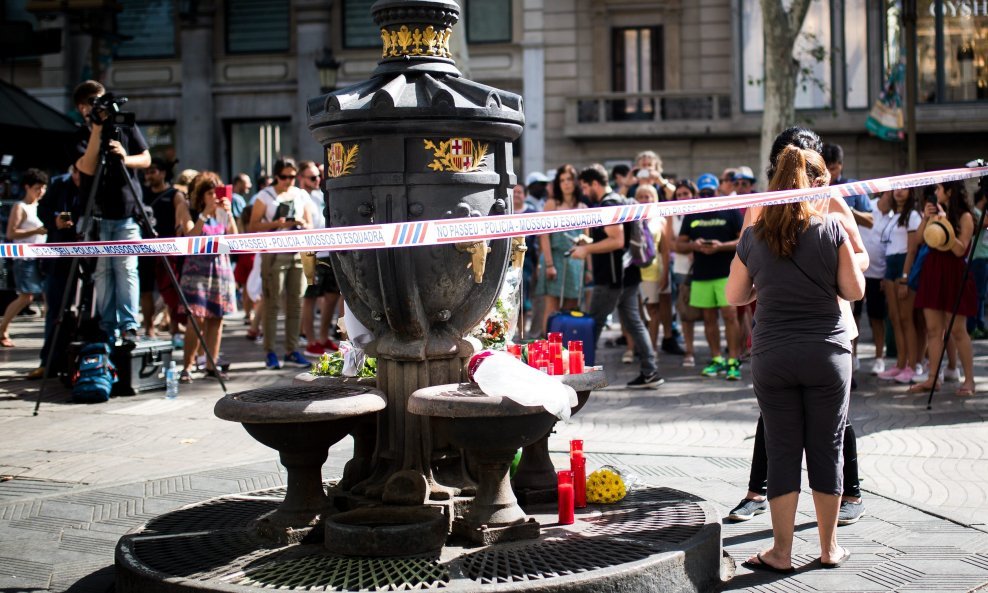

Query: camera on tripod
(89, 93), (136, 128)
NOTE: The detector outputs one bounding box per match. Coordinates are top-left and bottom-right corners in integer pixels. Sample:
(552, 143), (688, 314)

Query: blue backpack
(72, 343), (118, 403)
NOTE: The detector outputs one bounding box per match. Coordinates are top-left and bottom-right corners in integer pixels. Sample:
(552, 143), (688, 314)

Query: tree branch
(787, 0), (814, 44)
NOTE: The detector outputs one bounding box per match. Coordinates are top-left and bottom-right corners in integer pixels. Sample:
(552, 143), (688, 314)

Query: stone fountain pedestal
(115, 477), (725, 593)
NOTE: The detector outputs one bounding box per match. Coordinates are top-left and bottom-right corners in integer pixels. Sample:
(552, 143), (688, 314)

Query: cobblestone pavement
(0, 312), (986, 592)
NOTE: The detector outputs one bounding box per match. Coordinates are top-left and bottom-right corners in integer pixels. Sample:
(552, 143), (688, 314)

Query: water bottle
(165, 360), (179, 399)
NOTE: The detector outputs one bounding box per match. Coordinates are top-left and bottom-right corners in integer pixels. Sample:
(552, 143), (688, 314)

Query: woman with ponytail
(726, 145), (865, 574)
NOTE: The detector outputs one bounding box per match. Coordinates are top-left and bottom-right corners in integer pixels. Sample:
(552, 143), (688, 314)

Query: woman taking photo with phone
(910, 180), (977, 396)
(876, 188), (923, 384)
(175, 172), (237, 383)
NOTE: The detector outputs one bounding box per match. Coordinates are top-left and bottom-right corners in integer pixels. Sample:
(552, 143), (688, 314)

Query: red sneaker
(304, 342), (326, 357)
(322, 339), (339, 352)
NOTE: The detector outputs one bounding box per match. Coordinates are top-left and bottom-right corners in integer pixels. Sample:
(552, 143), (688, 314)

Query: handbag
(675, 274), (704, 322)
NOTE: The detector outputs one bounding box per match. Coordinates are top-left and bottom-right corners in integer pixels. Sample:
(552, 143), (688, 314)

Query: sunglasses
(303, 175), (320, 182)
(277, 174), (295, 180)
(699, 190), (716, 197)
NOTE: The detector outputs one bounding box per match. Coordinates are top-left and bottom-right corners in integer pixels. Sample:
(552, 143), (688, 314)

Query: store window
(226, 0), (290, 54)
(116, 0), (176, 59)
(611, 27), (664, 120)
(343, 0), (379, 49)
(912, 0), (988, 102)
(741, 0), (832, 111)
(229, 121), (294, 183)
(467, 0), (512, 43)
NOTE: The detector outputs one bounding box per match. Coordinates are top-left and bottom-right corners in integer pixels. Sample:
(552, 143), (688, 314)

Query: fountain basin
(409, 383), (575, 544)
(214, 383), (385, 543)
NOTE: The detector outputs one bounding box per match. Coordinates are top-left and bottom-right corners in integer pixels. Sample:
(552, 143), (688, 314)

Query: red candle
(568, 350), (584, 374)
(557, 470), (575, 525)
(571, 455), (587, 508)
(568, 340), (583, 352)
(570, 439), (583, 454)
(548, 332), (563, 344)
(507, 344), (522, 359)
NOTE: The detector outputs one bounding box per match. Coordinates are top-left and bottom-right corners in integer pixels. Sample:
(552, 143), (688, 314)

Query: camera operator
(73, 80), (151, 348)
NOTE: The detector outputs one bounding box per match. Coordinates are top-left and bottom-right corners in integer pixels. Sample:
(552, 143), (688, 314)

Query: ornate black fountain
(113, 2), (725, 591)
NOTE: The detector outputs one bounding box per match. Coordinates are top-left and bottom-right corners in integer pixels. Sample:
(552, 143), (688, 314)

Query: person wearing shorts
(677, 190), (744, 380)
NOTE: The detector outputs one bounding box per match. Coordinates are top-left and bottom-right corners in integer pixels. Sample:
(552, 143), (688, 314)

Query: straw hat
(923, 216), (957, 251)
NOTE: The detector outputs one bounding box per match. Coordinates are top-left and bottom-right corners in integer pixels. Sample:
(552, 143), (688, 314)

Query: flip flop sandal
(820, 548), (851, 569)
(0, 337), (15, 348)
(741, 553), (795, 575)
(956, 385), (976, 397)
(179, 370), (193, 384)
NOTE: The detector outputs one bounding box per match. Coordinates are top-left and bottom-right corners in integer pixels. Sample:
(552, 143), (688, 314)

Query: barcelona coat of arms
(424, 137), (488, 173)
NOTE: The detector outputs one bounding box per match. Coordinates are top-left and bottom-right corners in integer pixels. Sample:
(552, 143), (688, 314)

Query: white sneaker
(913, 364), (930, 383)
(852, 356), (861, 372)
(621, 350), (634, 364)
(870, 358), (886, 375)
(943, 367), (962, 382)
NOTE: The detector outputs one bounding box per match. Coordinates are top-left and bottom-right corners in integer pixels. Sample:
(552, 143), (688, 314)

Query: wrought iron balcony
(564, 90), (738, 138)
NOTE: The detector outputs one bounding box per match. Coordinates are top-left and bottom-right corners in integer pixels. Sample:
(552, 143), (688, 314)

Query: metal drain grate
(235, 554), (450, 591)
(460, 538), (656, 584)
(132, 531), (286, 580)
(142, 498), (279, 535)
(231, 384), (371, 403)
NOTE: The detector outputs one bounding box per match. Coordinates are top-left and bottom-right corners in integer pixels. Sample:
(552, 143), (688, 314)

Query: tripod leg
(34, 257), (84, 416)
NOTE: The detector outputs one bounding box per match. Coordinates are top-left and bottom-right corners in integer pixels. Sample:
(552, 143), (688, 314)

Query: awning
(0, 80), (82, 170)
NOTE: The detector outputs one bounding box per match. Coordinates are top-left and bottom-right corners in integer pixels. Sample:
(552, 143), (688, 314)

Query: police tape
(2, 165), (986, 259)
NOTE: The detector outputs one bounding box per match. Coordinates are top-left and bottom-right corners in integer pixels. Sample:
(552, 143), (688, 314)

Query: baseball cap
(733, 166), (756, 182)
(697, 173), (719, 192)
(526, 172), (549, 186)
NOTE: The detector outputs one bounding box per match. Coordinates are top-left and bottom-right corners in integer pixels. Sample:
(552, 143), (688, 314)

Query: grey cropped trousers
(750, 341), (851, 499)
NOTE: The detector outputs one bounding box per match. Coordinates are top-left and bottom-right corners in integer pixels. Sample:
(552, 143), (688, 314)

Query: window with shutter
(227, 0), (290, 54)
(611, 27), (664, 121)
(342, 0), (378, 49)
(115, 0), (176, 59)
(466, 0), (511, 44)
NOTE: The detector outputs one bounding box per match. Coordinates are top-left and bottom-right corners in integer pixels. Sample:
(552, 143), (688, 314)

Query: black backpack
(601, 194), (656, 268)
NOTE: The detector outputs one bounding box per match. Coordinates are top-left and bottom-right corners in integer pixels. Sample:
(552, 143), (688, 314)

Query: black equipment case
(111, 339), (172, 395)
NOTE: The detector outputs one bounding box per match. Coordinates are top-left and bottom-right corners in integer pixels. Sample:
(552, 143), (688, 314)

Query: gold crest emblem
(327, 142), (359, 178)
(424, 138), (489, 173)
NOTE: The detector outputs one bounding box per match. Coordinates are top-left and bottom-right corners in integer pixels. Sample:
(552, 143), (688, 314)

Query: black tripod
(925, 161), (988, 409)
(34, 123), (226, 415)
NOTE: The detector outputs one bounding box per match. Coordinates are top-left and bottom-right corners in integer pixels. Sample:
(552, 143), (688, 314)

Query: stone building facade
(5, 0), (987, 183)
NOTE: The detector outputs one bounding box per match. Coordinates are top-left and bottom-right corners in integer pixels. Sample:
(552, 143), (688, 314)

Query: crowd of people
(0, 85), (981, 401)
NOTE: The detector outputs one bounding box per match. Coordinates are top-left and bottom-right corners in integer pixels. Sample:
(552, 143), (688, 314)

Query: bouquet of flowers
(310, 346), (377, 378)
(586, 466), (638, 504)
(471, 298), (512, 350)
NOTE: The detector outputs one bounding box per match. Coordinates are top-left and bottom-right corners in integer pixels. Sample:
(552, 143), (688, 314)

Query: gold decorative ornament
(424, 138), (489, 173)
(326, 142), (359, 178)
(380, 25), (453, 59)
